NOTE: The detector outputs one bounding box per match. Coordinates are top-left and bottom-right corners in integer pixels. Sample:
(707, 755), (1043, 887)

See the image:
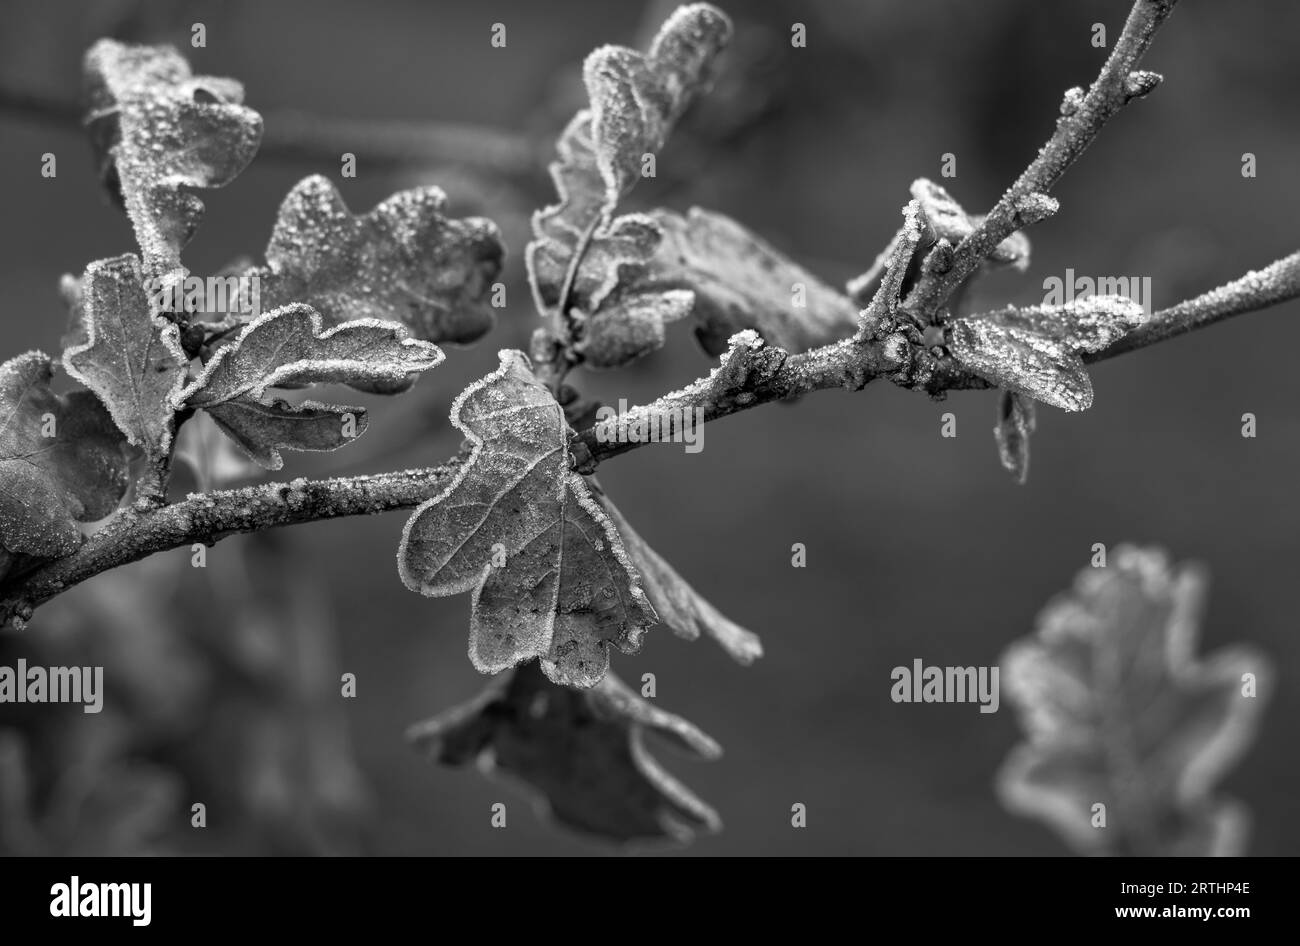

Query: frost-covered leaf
(251, 175), (504, 345)
(174, 305), (435, 468)
(177, 304), (442, 408)
(529, 212), (694, 369)
(585, 4), (732, 210)
(526, 6), (731, 369)
(597, 490), (761, 664)
(398, 350), (657, 688)
(998, 545), (1272, 856)
(581, 289), (697, 368)
(853, 199), (929, 331)
(994, 391), (1036, 485)
(947, 296), (1146, 411)
(205, 398), (367, 471)
(63, 254), (188, 463)
(408, 662), (721, 846)
(83, 40), (262, 290)
(0, 352), (132, 558)
(648, 207), (860, 355)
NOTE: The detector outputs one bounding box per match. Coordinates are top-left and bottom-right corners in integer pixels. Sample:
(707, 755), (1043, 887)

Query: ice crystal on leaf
(250, 176), (504, 347)
(83, 40), (262, 293)
(947, 296), (1146, 411)
(63, 254), (187, 467)
(398, 351), (656, 688)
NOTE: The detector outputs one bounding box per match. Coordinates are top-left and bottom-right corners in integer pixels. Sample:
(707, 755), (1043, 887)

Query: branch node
(1124, 70), (1163, 100)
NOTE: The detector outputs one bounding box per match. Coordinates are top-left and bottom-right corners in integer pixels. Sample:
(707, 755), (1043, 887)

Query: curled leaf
(584, 4), (732, 209)
(252, 175), (504, 345)
(63, 254), (187, 464)
(83, 40), (262, 290)
(525, 5), (732, 370)
(998, 545), (1272, 856)
(204, 398), (368, 471)
(177, 304), (443, 408)
(597, 491), (761, 664)
(408, 662), (722, 846)
(398, 351), (656, 688)
(0, 352), (132, 558)
(994, 390), (1036, 485)
(947, 296), (1146, 411)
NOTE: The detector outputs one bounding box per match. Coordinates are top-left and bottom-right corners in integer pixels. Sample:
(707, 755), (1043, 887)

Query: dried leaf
(398, 350), (656, 688)
(525, 5), (731, 370)
(947, 296), (1147, 411)
(585, 4), (732, 209)
(251, 176), (504, 346)
(63, 254), (188, 463)
(408, 662), (721, 846)
(597, 491), (761, 664)
(994, 390), (1036, 485)
(0, 352), (132, 558)
(205, 398), (367, 471)
(649, 207), (860, 355)
(998, 545), (1272, 856)
(177, 304), (443, 408)
(580, 290), (697, 368)
(83, 40), (262, 290)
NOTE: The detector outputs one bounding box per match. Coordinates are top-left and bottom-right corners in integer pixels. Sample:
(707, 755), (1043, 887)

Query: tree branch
(0, 456), (466, 628)
(903, 0), (1179, 320)
(10, 0), (1298, 631)
(1089, 250), (1300, 360)
(0, 85), (543, 178)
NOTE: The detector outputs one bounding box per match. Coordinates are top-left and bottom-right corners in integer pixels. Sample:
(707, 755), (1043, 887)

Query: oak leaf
(999, 545), (1272, 856)
(398, 350), (656, 688)
(408, 662), (721, 846)
(0, 352), (132, 558)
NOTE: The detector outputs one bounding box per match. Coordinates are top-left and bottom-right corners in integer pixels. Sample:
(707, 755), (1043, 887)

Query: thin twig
(904, 0), (1179, 320)
(0, 86), (544, 178)
(1091, 250), (1300, 360)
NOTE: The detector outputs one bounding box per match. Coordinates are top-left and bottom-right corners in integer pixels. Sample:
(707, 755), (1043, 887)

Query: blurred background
(0, 0), (1297, 855)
